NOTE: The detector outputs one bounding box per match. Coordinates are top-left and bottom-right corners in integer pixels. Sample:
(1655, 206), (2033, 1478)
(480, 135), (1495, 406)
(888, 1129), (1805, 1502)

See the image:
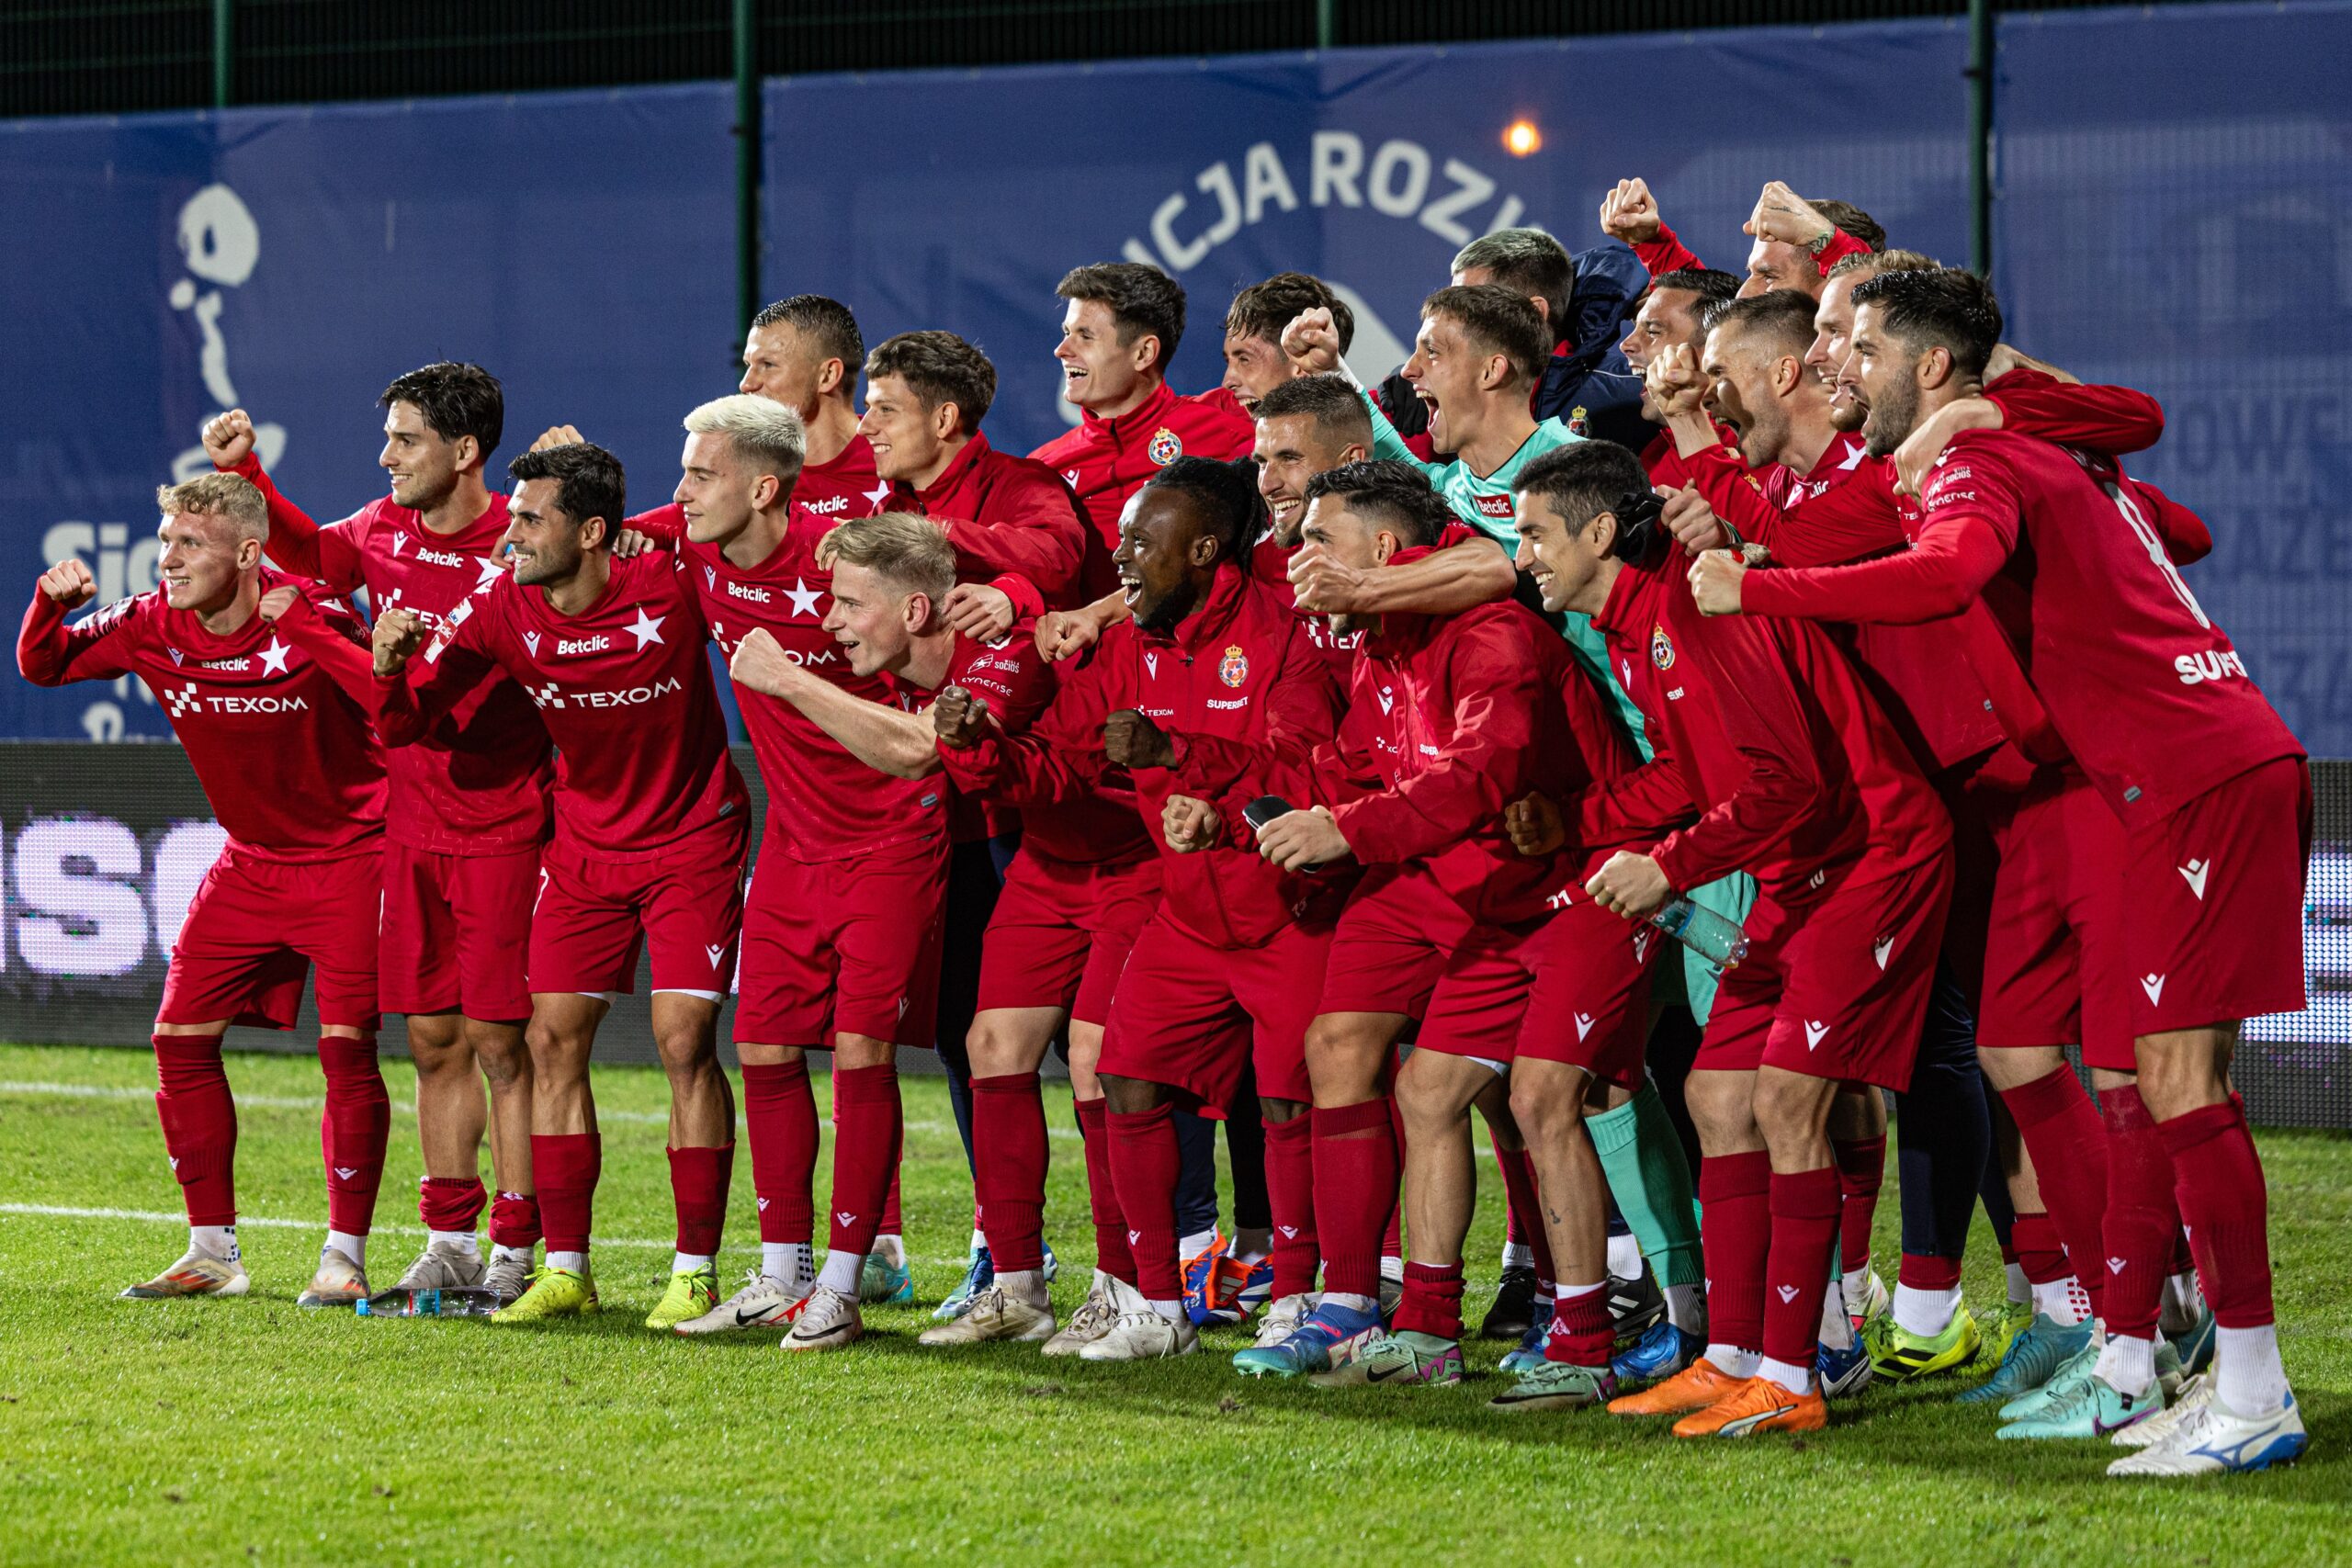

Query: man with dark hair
(1701, 266), (2312, 1477)
(934, 455), (1347, 1362)
(202, 363), (552, 1305)
(1507, 439), (1953, 1440)
(1030, 261), (1257, 546)
(1252, 374), (1375, 549)
(21, 474), (390, 1306)
(1601, 177), (1879, 300)
(371, 441), (752, 1331)
(1224, 272), (1354, 415)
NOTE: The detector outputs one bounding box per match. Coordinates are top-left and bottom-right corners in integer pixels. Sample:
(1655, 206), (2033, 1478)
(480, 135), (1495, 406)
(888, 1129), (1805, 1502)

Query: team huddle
(24, 176), (2312, 1479)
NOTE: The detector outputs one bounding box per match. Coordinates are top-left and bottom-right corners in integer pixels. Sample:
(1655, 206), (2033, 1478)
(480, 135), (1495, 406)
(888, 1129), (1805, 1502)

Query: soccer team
(21, 177), (2312, 1478)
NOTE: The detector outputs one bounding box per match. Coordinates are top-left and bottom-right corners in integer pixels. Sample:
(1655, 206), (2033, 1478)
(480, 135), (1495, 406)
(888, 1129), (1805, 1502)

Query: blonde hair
(817, 511), (955, 603)
(1827, 246), (1941, 282)
(156, 472), (266, 542)
(684, 393), (806, 484)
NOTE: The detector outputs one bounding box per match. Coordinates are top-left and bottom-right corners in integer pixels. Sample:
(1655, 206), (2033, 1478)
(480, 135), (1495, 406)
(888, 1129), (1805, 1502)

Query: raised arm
(371, 604), (504, 748)
(17, 563), (136, 685)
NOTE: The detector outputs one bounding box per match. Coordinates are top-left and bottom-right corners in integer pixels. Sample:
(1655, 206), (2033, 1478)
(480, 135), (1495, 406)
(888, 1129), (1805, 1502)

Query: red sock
(1393, 1259), (1465, 1339)
(2099, 1085), (2178, 1341)
(741, 1061), (817, 1245)
(828, 1064), (901, 1258)
(1763, 1166), (1843, 1369)
(1310, 1099), (1395, 1300)
(2158, 1098), (2274, 1329)
(533, 1133), (601, 1254)
(153, 1034), (237, 1225)
(1261, 1111), (1317, 1301)
(317, 1036), (389, 1235)
(1496, 1143), (1532, 1248)
(882, 1164), (903, 1238)
(667, 1143), (733, 1257)
(1698, 1151), (1773, 1354)
(419, 1176), (486, 1235)
(1999, 1066), (2110, 1319)
(489, 1189), (541, 1249)
(1544, 1283), (1615, 1367)
(1897, 1252), (1963, 1291)
(1492, 1144), (1556, 1281)
(1106, 1102), (1183, 1301)
(1381, 1092), (1406, 1258)
(972, 1072), (1048, 1272)
(2170, 1224), (2196, 1279)
(2010, 1211), (2067, 1285)
(1834, 1134), (1886, 1275)
(1076, 1097), (1133, 1285)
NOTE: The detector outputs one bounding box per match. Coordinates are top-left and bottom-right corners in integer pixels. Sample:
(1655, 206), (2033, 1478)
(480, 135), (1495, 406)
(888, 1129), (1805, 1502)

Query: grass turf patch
(0, 1042), (2346, 1565)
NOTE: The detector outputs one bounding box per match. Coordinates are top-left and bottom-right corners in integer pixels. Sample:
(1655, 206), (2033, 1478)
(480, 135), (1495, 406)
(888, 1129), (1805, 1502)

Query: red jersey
(894, 431), (1112, 621)
(1740, 430), (2302, 829)
(629, 431), (892, 542)
(1580, 550), (1949, 901)
(381, 549), (748, 860)
(19, 572), (385, 862)
(221, 456), (552, 854)
(938, 563), (1346, 948)
(684, 508), (945, 863)
(1026, 381), (1256, 547)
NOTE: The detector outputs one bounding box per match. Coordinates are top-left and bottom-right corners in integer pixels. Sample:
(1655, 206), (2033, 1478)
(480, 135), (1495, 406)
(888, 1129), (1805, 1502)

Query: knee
(1750, 1076), (1820, 1142)
(1508, 1081), (1569, 1141)
(1303, 1018), (1381, 1089)
(468, 1024), (531, 1087)
(1098, 1072), (1158, 1116)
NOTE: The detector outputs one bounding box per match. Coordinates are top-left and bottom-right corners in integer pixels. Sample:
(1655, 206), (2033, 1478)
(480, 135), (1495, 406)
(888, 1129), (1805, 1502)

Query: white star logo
(627, 608), (665, 649)
(256, 637), (292, 676)
(473, 556), (506, 595)
(784, 579), (823, 617)
(862, 481), (891, 513)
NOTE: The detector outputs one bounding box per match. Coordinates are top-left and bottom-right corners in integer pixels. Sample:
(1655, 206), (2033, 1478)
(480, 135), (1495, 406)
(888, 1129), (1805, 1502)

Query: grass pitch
(0, 1042), (2346, 1566)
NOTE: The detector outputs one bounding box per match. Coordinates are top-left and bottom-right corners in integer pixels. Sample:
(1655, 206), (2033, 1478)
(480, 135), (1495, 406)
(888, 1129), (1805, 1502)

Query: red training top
(1027, 381), (1256, 549)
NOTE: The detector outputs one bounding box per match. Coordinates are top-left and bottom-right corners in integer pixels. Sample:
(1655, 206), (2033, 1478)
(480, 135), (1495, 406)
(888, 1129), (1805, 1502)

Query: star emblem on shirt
(473, 555), (507, 595)
(627, 608), (666, 649)
(256, 637), (293, 676)
(863, 482), (891, 512)
(785, 579), (824, 617)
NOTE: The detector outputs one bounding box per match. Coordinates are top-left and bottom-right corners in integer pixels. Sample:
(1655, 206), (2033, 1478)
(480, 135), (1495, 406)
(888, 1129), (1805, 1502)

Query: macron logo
(1574, 1012), (1596, 1042)
(1804, 1020), (1829, 1052)
(756, 1197), (769, 1212)
(392, 531), (408, 556)
(2142, 974), (2167, 1006)
(2178, 859), (2211, 900)
(334, 1167), (357, 1180)
(706, 944), (726, 968)
(2107, 1258), (2128, 1275)
(835, 1212), (857, 1228)
(1873, 937), (1893, 971)
(1777, 1285), (1799, 1303)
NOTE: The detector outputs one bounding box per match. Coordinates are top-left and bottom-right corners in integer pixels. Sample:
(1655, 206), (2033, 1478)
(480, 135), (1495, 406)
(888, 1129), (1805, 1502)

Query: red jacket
(937, 563), (1346, 949)
(1027, 380), (1256, 548)
(893, 432), (1113, 620)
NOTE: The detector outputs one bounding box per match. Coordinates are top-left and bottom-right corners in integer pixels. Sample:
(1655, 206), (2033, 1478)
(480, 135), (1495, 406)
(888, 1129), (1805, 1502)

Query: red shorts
(1098, 912), (1331, 1112)
(1315, 867), (1474, 1019)
(528, 818), (747, 998)
(159, 839), (383, 1032)
(379, 840), (539, 1021)
(2124, 756), (2311, 1037)
(1413, 898), (1661, 1086)
(974, 849), (1162, 1026)
(734, 832), (950, 1049)
(1978, 768), (2134, 1070)
(1701, 857), (1952, 1089)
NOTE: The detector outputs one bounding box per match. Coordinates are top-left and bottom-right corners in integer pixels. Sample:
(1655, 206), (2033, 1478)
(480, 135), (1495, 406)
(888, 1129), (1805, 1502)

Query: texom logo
(527, 682), (562, 709)
(165, 683), (201, 717)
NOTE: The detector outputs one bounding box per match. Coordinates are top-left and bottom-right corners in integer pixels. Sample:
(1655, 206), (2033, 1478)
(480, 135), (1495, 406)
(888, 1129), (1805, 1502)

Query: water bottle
(356, 1286), (503, 1318)
(1649, 897), (1749, 970)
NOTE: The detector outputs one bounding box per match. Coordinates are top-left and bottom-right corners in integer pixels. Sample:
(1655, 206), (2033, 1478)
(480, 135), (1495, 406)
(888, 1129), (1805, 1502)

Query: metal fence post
(212, 0), (233, 107)
(1967, 0), (1994, 276)
(735, 0), (761, 340)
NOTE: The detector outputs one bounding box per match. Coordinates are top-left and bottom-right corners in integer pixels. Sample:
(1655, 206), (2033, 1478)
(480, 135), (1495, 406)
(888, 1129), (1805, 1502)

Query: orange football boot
(1606, 1356), (1751, 1416)
(1671, 1374), (1828, 1438)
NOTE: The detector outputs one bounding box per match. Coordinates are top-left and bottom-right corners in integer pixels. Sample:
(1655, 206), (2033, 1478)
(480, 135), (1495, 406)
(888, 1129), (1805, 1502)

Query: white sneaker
(481, 1249), (536, 1306)
(676, 1271), (808, 1335)
(120, 1248), (250, 1299)
(919, 1285), (1057, 1346)
(391, 1238), (486, 1293)
(1845, 1266), (1891, 1329)
(781, 1284), (863, 1352)
(1042, 1274), (1118, 1358)
(297, 1247), (369, 1309)
(1079, 1281), (1198, 1362)
(2113, 1371), (2211, 1449)
(1252, 1292), (1313, 1348)
(2108, 1387), (2308, 1476)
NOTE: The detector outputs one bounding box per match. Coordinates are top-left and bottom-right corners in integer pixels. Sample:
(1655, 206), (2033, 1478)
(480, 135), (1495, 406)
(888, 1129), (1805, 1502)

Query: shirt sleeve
(936, 642), (1117, 808)
(225, 456), (364, 590)
(1739, 458), (2023, 626)
(1633, 223), (1706, 278)
(1359, 387), (1445, 481)
(1682, 446), (1907, 565)
(374, 599), (504, 748)
(933, 471), (1089, 618)
(269, 592), (385, 712)
(1648, 616), (1833, 891)
(1984, 369), (2165, 457)
(1164, 629), (1346, 829)
(626, 502), (687, 547)
(17, 588), (139, 686)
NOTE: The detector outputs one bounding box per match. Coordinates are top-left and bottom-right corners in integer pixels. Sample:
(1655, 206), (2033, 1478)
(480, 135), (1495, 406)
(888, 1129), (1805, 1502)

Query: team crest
(1147, 426), (1183, 466)
(1650, 625), (1676, 671)
(1217, 644), (1249, 687)
(1568, 404), (1590, 436)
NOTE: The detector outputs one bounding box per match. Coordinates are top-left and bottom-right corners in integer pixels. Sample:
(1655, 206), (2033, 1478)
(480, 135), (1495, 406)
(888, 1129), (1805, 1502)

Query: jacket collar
(1142, 561), (1250, 656)
(1080, 378), (1178, 442)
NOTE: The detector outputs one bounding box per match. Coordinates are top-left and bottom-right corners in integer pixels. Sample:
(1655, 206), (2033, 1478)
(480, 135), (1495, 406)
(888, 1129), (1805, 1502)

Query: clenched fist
(1599, 177), (1663, 245)
(1281, 308), (1343, 377)
(1102, 707), (1175, 771)
(202, 409), (257, 469)
(372, 605), (428, 676)
(38, 558), (96, 610)
(932, 683), (992, 750)
(1586, 850), (1673, 920)
(1645, 343), (1708, 421)
(944, 583), (1016, 644)
(256, 585), (301, 623)
(530, 424), (587, 454)
(1745, 180), (1835, 252)
(1161, 793), (1222, 853)
(1503, 791), (1565, 858)
(1660, 483), (1727, 554)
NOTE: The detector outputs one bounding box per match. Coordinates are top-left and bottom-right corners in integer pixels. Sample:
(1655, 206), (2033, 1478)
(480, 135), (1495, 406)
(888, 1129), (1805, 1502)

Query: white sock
(2095, 1332), (2157, 1398)
(1704, 1343), (1760, 1379)
(1322, 1291), (1378, 1314)
(1607, 1233), (1642, 1280)
(1379, 1255), (1404, 1283)
(997, 1268), (1047, 1306)
(1148, 1297), (1184, 1322)
(1893, 1283), (1961, 1338)
(762, 1241), (813, 1288)
(670, 1251), (713, 1275)
(430, 1228), (481, 1258)
(325, 1230), (367, 1269)
(547, 1249), (588, 1273)
(2159, 1269), (2205, 1336)
(1665, 1281), (1706, 1334)
(2005, 1261), (2030, 1306)
(871, 1234), (906, 1269)
(817, 1248), (864, 1295)
(969, 1226), (989, 1254)
(1758, 1355), (1816, 1394)
(2034, 1275), (2090, 1326)
(1235, 1227), (1272, 1262)
(1818, 1290), (1855, 1351)
(491, 1243), (534, 1266)
(1500, 1240), (1535, 1271)
(1839, 1262), (1874, 1316)
(1180, 1228), (1218, 1258)
(2214, 1324), (2289, 1416)
(191, 1224), (240, 1264)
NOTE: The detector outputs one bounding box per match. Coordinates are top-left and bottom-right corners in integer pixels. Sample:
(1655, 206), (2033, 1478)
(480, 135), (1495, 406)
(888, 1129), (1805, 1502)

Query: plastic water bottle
(356, 1286), (503, 1318)
(1649, 897), (1749, 970)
